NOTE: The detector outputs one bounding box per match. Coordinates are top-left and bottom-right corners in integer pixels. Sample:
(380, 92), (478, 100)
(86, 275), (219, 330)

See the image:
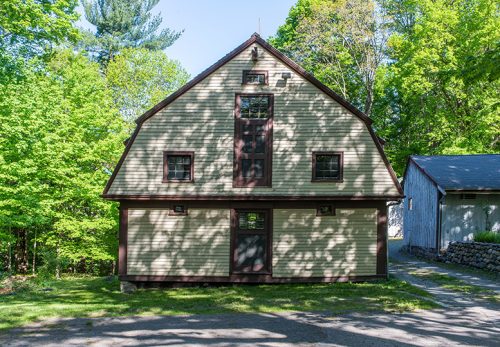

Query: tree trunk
(7, 242), (12, 274)
(15, 229), (28, 274)
(32, 230), (37, 275)
(55, 245), (61, 280)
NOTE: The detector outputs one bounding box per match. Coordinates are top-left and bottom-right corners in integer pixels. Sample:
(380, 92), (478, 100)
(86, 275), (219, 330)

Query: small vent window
(316, 205), (335, 216)
(169, 204), (187, 216)
(408, 198), (413, 211)
(242, 70), (268, 85)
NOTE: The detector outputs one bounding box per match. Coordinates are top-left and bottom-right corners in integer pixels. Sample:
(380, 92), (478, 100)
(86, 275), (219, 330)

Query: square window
(312, 152), (343, 182)
(163, 152), (194, 182)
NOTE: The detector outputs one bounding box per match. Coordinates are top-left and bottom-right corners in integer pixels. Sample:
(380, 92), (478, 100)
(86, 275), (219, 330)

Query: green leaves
(0, 50), (127, 266)
(377, 0), (500, 173)
(106, 48), (189, 123)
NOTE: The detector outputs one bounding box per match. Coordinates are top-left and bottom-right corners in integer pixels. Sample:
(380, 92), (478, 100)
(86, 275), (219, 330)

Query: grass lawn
(0, 275), (437, 330)
(409, 269), (499, 303)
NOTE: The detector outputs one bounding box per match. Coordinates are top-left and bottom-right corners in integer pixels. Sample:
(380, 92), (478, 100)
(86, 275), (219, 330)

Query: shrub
(474, 231), (500, 244)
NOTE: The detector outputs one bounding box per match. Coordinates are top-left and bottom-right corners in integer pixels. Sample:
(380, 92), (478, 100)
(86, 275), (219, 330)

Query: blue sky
(77, 0), (296, 76)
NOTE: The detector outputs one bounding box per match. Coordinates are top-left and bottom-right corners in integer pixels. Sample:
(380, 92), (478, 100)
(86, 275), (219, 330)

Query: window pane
(245, 73), (265, 84)
(235, 234), (266, 272)
(166, 155), (192, 181)
(242, 159), (252, 178)
(254, 159), (264, 178)
(240, 96), (269, 118)
(255, 135), (265, 153)
(255, 125), (265, 134)
(242, 123), (252, 133)
(242, 135), (253, 153)
(315, 154), (340, 179)
(239, 212), (265, 230)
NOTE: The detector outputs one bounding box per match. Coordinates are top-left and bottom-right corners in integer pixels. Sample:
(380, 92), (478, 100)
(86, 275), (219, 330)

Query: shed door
(232, 209), (271, 274)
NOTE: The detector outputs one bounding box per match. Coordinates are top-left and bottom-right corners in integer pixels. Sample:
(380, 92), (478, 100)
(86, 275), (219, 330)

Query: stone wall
(441, 241), (500, 272)
(403, 245), (441, 261)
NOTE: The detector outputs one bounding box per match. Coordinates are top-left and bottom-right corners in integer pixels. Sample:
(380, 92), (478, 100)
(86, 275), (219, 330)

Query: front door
(232, 209), (271, 274)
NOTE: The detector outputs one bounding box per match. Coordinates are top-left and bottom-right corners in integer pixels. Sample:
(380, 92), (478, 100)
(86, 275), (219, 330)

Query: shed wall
(403, 163), (438, 249)
(441, 193), (500, 247)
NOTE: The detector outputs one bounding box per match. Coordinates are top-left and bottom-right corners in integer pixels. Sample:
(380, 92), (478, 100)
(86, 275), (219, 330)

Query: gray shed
(403, 154), (500, 253)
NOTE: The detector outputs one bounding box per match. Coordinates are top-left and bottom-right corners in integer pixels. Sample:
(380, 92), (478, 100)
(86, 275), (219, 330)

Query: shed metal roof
(410, 154), (500, 191)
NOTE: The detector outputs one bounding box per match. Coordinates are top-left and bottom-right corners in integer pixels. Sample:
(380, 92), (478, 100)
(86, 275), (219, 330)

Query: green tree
(374, 0), (500, 173)
(271, 0), (389, 116)
(0, 0), (80, 80)
(106, 48), (189, 123)
(81, 0), (182, 64)
(0, 51), (127, 274)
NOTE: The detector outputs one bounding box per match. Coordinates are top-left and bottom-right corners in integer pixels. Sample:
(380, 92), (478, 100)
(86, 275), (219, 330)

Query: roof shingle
(410, 154), (500, 191)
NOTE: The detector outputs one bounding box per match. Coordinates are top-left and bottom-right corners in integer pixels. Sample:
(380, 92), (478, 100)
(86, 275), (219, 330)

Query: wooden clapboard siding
(127, 208), (230, 276)
(403, 162), (439, 249)
(272, 209), (377, 277)
(107, 42), (398, 196)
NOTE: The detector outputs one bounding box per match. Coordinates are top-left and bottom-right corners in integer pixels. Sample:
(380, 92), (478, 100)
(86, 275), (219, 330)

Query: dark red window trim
(242, 70), (268, 85)
(233, 94), (273, 187)
(163, 151), (195, 183)
(312, 151), (344, 182)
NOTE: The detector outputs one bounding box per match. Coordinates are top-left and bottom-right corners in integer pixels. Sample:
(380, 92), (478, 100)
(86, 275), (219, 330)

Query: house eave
(102, 194), (404, 202)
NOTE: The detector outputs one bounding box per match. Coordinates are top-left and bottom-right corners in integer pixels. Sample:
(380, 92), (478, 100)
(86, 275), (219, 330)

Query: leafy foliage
(0, 51), (127, 270)
(81, 0), (182, 64)
(375, 0), (500, 173)
(270, 0), (389, 116)
(106, 48), (189, 123)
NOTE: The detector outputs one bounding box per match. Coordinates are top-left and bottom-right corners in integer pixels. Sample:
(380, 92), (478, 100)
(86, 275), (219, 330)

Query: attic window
(408, 198), (413, 210)
(242, 70), (268, 85)
(163, 152), (194, 183)
(460, 193), (476, 200)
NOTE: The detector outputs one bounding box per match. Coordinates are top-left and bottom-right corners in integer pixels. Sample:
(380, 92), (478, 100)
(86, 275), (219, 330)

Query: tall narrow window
(312, 152), (343, 182)
(234, 94), (273, 187)
(163, 151), (194, 183)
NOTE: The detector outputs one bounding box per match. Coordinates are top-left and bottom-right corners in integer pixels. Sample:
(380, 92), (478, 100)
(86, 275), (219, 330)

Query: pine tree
(81, 0), (182, 64)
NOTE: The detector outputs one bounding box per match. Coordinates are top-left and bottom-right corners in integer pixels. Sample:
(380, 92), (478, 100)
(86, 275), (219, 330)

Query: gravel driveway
(2, 241), (499, 346)
(1, 308), (499, 347)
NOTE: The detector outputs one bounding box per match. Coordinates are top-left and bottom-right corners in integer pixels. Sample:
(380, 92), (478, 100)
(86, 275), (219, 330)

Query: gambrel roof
(103, 33), (403, 198)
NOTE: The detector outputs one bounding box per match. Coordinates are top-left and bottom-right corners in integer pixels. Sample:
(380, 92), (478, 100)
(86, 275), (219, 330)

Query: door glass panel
(235, 235), (266, 272)
(242, 135), (253, 153)
(241, 159), (252, 178)
(254, 159), (264, 178)
(255, 135), (265, 153)
(238, 212), (265, 230)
